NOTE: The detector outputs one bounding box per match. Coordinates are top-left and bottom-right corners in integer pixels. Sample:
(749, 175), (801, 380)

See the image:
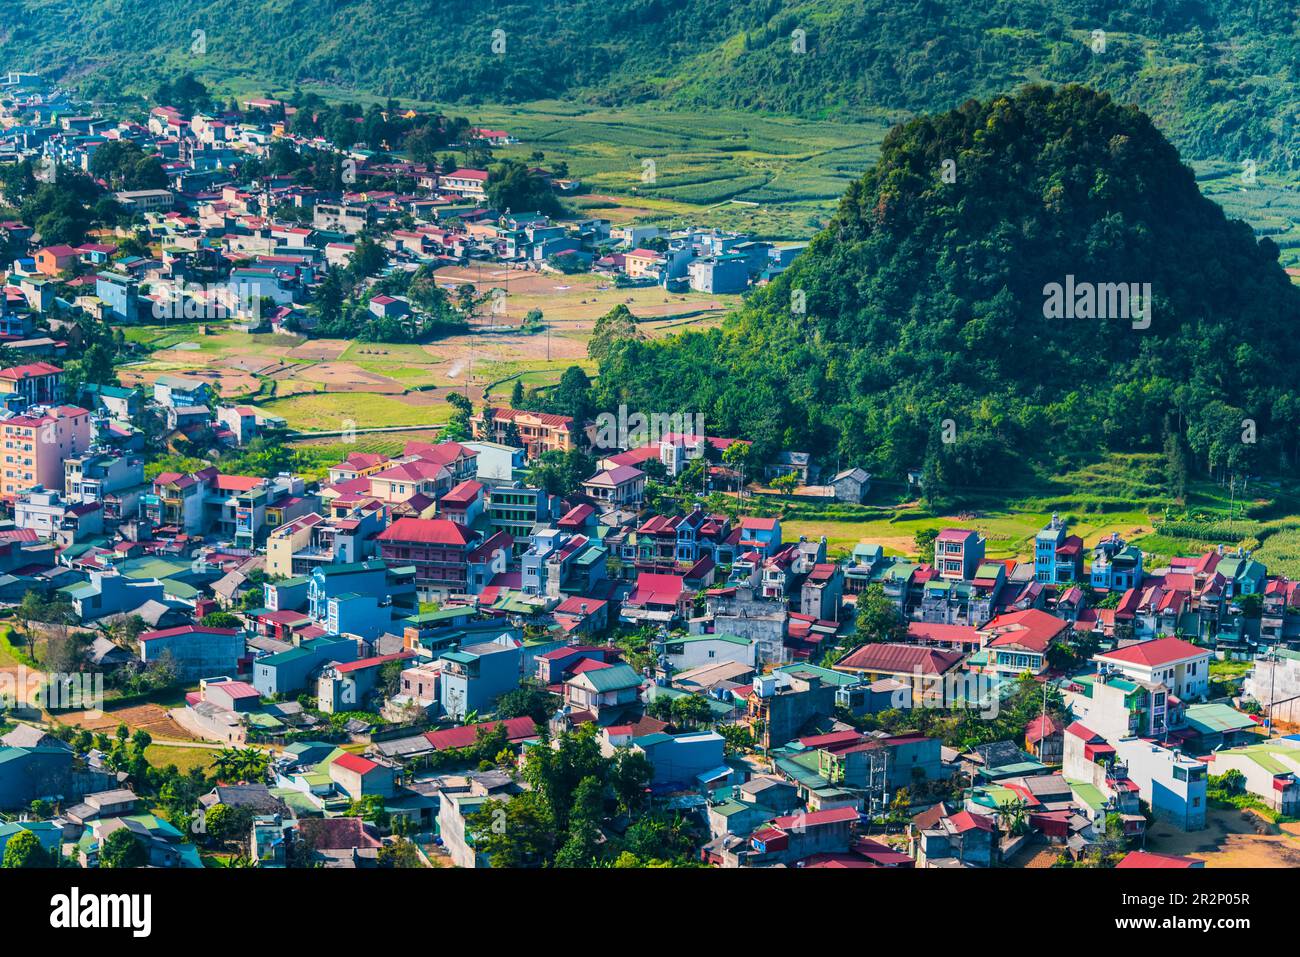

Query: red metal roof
(423, 716), (539, 751)
(332, 752), (380, 775)
(835, 642), (963, 675)
(1097, 636), (1206, 668)
(140, 625), (240, 643)
(377, 517), (477, 546)
(773, 806), (858, 829)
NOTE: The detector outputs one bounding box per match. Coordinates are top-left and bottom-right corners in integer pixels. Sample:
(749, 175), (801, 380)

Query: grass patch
(255, 392), (449, 431)
(143, 744), (217, 774)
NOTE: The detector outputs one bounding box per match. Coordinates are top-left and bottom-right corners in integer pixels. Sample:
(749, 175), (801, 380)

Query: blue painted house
(437, 635), (522, 720)
(253, 635), (357, 698)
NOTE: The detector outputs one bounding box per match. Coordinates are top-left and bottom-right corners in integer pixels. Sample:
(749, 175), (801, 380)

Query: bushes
(1154, 519), (1262, 541)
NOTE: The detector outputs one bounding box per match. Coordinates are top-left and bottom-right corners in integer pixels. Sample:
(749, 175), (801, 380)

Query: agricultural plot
(464, 102), (891, 239)
(1194, 160), (1300, 270)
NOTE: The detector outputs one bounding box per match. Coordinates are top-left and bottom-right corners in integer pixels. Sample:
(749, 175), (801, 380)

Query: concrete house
(438, 635), (522, 720)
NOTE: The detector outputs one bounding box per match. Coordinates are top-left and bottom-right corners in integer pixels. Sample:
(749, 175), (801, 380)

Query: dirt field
(296, 361), (406, 393)
(118, 271), (732, 435)
(0, 663), (42, 706)
(119, 363), (262, 397)
(1145, 807), (1300, 867)
(56, 702), (199, 742)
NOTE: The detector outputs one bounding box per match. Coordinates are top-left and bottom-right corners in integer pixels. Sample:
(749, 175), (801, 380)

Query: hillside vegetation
(591, 85), (1300, 503)
(5, 0), (1300, 167)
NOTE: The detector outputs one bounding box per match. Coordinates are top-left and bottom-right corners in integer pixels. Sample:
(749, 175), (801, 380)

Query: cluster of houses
(0, 77), (1296, 871)
(1, 376), (1296, 868)
(0, 75), (802, 341)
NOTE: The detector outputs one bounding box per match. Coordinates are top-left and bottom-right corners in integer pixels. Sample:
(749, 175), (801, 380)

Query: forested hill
(591, 86), (1300, 495)
(4, 0), (1300, 166)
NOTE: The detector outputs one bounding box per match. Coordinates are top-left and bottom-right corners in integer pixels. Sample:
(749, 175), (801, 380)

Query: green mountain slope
(3, 0), (1299, 167)
(590, 86), (1300, 495)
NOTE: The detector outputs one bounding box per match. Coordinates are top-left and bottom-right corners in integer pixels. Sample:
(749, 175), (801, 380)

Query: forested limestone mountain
(591, 86), (1300, 493)
(4, 0), (1299, 167)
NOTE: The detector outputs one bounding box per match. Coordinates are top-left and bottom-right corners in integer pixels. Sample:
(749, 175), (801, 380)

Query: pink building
(1, 405), (91, 502)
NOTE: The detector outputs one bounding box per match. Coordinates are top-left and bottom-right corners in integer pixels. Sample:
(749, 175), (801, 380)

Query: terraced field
(462, 102), (892, 240)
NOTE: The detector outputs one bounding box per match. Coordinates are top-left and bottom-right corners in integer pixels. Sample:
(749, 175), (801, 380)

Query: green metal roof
(577, 662), (640, 692)
(1184, 703), (1258, 736)
(1065, 779), (1106, 811)
(775, 661), (860, 688)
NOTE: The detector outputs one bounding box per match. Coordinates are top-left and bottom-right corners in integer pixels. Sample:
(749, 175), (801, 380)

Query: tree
(486, 159), (561, 216)
(522, 726), (605, 833)
(771, 472), (800, 496)
(377, 837), (425, 868)
(646, 695), (674, 722)
(722, 441), (750, 495)
(587, 304), (644, 363)
(855, 583), (907, 644)
(201, 611), (241, 629)
(99, 828), (147, 868)
(348, 234), (388, 279)
(204, 803), (254, 850)
(547, 366), (594, 421)
(466, 792), (556, 867)
(914, 528), (938, 564)
(2, 829), (50, 868)
(494, 680), (553, 724)
(670, 693), (712, 728)
(379, 659), (406, 700)
(608, 748), (653, 814)
(553, 775), (604, 868)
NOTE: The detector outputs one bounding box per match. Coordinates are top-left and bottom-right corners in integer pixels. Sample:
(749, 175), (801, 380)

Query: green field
(448, 102), (892, 241)
(255, 392), (449, 432)
(143, 744), (217, 775)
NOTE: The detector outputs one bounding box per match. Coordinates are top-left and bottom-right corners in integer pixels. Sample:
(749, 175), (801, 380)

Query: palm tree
(212, 747), (245, 781)
(236, 748), (269, 780)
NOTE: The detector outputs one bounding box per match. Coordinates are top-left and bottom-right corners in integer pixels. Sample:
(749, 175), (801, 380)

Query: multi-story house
(934, 528), (984, 581)
(63, 449), (146, 524)
(472, 407), (576, 458)
(581, 465), (645, 508)
(437, 479), (484, 526)
(365, 459), (454, 508)
(1033, 513), (1084, 584)
(13, 486), (102, 542)
(519, 528), (607, 598)
(978, 608), (1069, 678)
(231, 474), (313, 549)
(142, 467), (311, 540)
(0, 361), (63, 405)
(801, 563), (843, 621)
(737, 516), (782, 559)
(0, 404), (91, 502)
(1261, 578), (1300, 643)
(485, 482), (557, 545)
(376, 517), (483, 600)
(303, 558), (417, 633)
(919, 576), (1000, 627)
(439, 168), (488, 199)
(438, 635), (522, 720)
(1061, 721), (1150, 840)
(265, 505), (387, 578)
(1216, 550), (1267, 598)
(1066, 669), (1184, 742)
(253, 634), (359, 698)
(152, 374), (213, 408)
(1090, 532), (1143, 592)
(562, 661), (641, 721)
(139, 624), (244, 681)
(1092, 637), (1211, 703)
